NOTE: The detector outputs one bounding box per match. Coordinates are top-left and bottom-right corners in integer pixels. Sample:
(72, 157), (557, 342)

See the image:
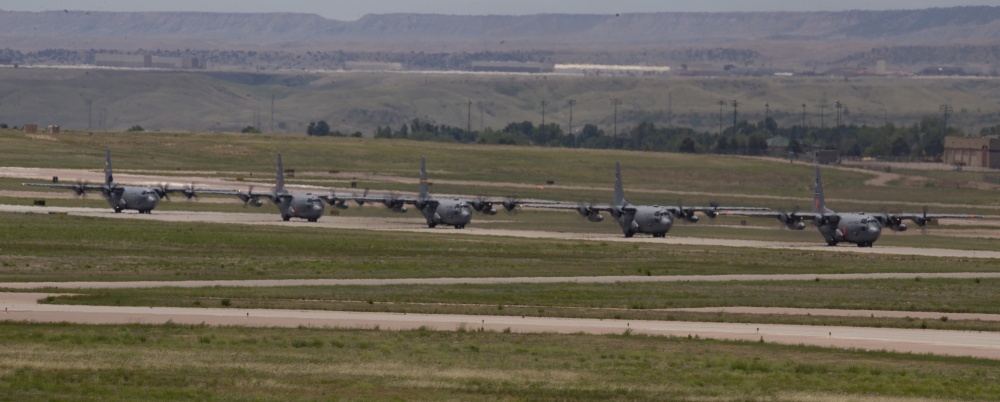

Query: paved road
(2, 293), (997, 359)
(4, 272), (1000, 290)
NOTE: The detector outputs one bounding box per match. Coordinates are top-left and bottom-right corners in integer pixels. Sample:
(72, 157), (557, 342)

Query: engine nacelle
(684, 215), (700, 223)
(587, 212), (604, 222)
(913, 218), (928, 227)
(481, 208), (498, 215)
(334, 200), (349, 210)
(248, 198), (263, 207)
(786, 221), (806, 230)
(391, 205), (408, 213)
(888, 223), (907, 232)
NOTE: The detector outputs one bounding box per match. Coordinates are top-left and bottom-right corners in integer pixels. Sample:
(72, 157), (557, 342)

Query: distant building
(94, 53), (204, 69)
(814, 150), (840, 165)
(875, 57), (886, 75)
(943, 136), (1000, 169)
(470, 61), (555, 73)
(23, 124), (38, 133)
(344, 61), (403, 71)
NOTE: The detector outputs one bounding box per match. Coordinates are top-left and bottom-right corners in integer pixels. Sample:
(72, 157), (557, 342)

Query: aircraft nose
(460, 209), (471, 218)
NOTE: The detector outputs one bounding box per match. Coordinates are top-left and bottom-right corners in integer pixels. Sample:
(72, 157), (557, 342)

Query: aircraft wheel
(427, 222), (437, 228)
(114, 208), (123, 213)
(624, 230), (635, 238)
(308, 217), (318, 222)
(281, 214), (291, 222)
(826, 240), (838, 246)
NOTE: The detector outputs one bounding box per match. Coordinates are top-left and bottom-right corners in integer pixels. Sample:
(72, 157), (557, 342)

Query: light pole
(819, 104), (827, 129)
(731, 99), (740, 137)
(467, 99), (472, 133)
(764, 102), (770, 133)
(717, 100), (727, 136)
(940, 104), (952, 137)
(611, 98), (623, 139)
(541, 100), (547, 127)
(801, 103), (806, 128)
(567, 99), (576, 136)
(834, 101), (843, 128)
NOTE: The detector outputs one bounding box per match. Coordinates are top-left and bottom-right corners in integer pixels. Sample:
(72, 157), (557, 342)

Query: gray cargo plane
(23, 148), (195, 213)
(205, 152), (327, 222)
(722, 165), (978, 247)
(347, 156), (521, 229)
(531, 162), (757, 238)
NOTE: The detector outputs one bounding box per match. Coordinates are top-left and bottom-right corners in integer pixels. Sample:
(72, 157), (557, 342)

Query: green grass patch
(1, 322), (999, 400)
(36, 277), (1000, 331)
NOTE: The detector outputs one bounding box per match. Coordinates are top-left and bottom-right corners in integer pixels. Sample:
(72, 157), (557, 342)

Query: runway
(3, 201), (999, 360)
(2, 292), (998, 359)
(2, 203), (997, 259)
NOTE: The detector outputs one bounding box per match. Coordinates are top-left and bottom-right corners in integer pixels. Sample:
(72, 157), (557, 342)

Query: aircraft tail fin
(419, 156), (429, 199)
(104, 148), (114, 186)
(613, 161), (626, 206)
(812, 165), (831, 213)
(275, 151), (285, 192)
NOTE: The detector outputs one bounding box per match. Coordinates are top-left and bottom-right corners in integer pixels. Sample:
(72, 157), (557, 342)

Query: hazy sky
(1, 0), (995, 21)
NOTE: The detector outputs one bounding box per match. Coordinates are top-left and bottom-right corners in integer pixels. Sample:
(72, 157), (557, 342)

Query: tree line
(359, 115), (985, 160)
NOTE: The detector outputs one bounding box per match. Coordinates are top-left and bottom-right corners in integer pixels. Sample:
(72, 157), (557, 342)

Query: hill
(0, 7), (1000, 68)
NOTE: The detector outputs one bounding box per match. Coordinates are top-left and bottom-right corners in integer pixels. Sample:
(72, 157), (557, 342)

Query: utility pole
(567, 99), (576, 136)
(467, 100), (472, 133)
(270, 94), (274, 132)
(801, 103), (806, 128)
(610, 98), (622, 140)
(940, 104), (952, 137)
(731, 99), (740, 137)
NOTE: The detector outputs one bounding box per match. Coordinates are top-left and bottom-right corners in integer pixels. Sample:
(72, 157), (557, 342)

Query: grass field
(3, 213), (1000, 282)
(2, 322), (1000, 401)
(3, 130), (1000, 212)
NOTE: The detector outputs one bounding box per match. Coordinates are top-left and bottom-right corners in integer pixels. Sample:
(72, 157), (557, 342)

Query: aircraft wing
(523, 202), (616, 212)
(886, 213), (980, 221)
(193, 188), (277, 206)
(24, 182), (107, 192)
(874, 212), (980, 230)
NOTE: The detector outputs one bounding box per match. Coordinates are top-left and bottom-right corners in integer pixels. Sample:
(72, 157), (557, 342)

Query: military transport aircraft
(721, 165), (979, 247)
(23, 148), (196, 213)
(529, 161), (761, 238)
(346, 156), (523, 229)
(205, 152), (328, 222)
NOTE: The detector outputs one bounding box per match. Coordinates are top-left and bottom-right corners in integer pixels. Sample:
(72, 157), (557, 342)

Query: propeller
(72, 180), (89, 197)
(778, 206), (806, 230)
(154, 183), (171, 201)
(183, 183), (198, 200)
(352, 188), (370, 207)
(501, 195), (521, 212)
(239, 185), (263, 207)
(471, 195), (498, 215)
(705, 201), (721, 219)
(382, 192), (407, 213)
(576, 201), (604, 222)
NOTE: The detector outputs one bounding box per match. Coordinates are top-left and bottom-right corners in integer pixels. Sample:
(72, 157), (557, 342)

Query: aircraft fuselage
(105, 186), (159, 213)
(420, 198), (472, 229)
(615, 205), (673, 238)
(815, 212), (881, 247)
(277, 193), (325, 222)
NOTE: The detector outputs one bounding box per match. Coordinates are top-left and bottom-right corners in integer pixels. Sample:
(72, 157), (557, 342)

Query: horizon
(0, 0), (996, 21)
